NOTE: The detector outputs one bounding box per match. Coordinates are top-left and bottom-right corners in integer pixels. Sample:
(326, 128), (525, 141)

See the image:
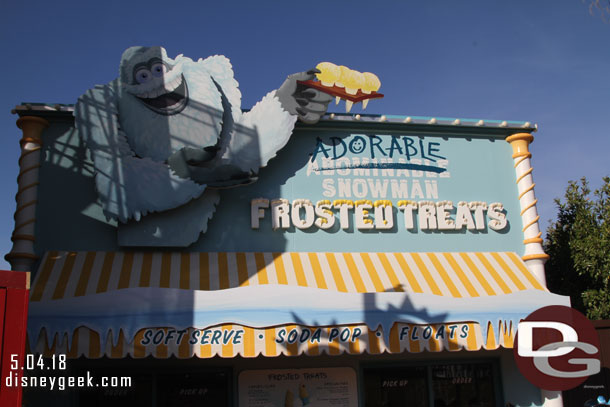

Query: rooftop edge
(11, 103), (537, 132)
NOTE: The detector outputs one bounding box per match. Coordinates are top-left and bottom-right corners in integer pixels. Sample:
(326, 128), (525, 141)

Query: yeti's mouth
(135, 74), (188, 115)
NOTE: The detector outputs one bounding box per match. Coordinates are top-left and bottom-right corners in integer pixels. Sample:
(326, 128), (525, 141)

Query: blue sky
(1, 1), (608, 269)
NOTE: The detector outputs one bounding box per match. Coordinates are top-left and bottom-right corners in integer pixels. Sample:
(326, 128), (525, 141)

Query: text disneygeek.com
(5, 371), (132, 391)
(5, 354), (131, 391)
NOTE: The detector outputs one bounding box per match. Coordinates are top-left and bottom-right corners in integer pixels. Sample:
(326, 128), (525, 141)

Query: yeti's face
(119, 46), (188, 115)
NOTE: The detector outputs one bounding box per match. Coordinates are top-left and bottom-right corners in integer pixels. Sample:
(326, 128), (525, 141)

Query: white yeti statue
(75, 46), (331, 246)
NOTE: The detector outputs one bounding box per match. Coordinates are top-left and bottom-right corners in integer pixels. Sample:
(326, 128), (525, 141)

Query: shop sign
(251, 198), (506, 232)
(138, 323), (472, 348)
(69, 47), (522, 251)
(250, 133), (514, 236)
(61, 45), (527, 254)
(238, 367), (357, 407)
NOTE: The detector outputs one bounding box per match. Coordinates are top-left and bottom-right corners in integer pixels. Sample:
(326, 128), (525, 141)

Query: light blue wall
(33, 120), (525, 257)
(202, 129), (523, 253)
(500, 349), (546, 406)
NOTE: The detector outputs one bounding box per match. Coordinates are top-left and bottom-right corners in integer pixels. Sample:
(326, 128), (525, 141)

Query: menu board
(239, 367), (357, 407)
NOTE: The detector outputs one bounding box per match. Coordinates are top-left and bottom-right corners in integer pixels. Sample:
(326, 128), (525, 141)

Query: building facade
(8, 91), (570, 405)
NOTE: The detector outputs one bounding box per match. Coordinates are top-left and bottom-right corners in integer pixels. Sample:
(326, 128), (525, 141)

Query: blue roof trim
(12, 103), (536, 130)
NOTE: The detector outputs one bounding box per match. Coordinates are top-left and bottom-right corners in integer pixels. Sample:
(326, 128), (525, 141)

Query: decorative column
(5, 116), (48, 271)
(505, 132), (549, 286)
(506, 132), (562, 407)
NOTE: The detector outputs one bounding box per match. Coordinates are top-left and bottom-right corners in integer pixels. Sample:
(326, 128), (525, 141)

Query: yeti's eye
(135, 69), (152, 84)
(151, 63), (167, 77)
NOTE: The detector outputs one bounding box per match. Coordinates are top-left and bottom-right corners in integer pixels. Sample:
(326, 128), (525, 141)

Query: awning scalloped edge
(28, 320), (515, 359)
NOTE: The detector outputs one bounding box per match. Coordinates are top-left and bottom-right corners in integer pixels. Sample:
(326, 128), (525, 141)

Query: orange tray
(297, 80), (384, 103)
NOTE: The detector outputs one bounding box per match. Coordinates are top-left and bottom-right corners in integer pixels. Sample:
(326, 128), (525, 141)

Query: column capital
(16, 116), (48, 148)
(505, 132), (534, 159)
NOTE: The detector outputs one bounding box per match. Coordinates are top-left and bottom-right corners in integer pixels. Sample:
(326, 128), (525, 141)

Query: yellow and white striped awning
(31, 251), (545, 301)
(29, 251), (545, 359)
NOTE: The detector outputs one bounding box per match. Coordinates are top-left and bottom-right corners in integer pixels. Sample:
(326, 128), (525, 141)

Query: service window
(430, 363), (496, 407)
(363, 366), (429, 407)
(78, 371), (153, 407)
(156, 371), (230, 407)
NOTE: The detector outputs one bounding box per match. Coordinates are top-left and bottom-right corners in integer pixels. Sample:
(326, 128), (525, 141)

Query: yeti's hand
(168, 147), (256, 187)
(167, 146), (220, 179)
(276, 69), (332, 124)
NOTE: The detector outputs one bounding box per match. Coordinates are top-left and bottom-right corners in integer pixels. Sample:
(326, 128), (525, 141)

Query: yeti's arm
(199, 57), (333, 173)
(225, 70), (331, 172)
(198, 56), (296, 172)
(75, 80), (205, 223)
(228, 91), (298, 172)
(237, 69), (331, 171)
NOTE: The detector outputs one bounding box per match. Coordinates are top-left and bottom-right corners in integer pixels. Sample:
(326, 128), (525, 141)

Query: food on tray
(297, 62), (383, 113)
(315, 62), (341, 87)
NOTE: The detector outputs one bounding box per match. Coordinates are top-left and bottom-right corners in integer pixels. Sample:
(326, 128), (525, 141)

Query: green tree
(585, 0), (610, 23)
(544, 176), (610, 320)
